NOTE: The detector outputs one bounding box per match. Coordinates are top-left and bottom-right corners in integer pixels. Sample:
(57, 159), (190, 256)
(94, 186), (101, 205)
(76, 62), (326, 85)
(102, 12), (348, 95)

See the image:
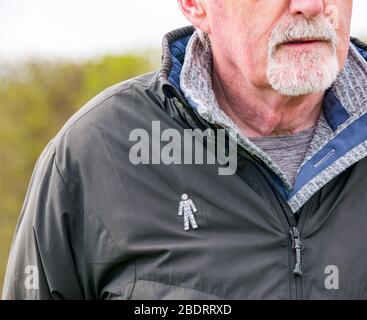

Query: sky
(0, 0), (366, 63)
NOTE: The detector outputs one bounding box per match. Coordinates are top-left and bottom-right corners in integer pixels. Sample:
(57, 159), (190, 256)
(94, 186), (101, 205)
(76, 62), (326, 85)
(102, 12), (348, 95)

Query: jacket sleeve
(1, 141), (84, 300)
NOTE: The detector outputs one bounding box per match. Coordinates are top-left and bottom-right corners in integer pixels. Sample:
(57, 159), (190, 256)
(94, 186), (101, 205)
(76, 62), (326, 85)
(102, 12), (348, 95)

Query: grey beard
(266, 16), (340, 96)
(267, 47), (340, 96)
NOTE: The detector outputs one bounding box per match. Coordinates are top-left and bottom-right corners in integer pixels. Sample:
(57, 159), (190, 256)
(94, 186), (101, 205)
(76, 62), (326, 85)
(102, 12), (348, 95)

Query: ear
(177, 0), (210, 33)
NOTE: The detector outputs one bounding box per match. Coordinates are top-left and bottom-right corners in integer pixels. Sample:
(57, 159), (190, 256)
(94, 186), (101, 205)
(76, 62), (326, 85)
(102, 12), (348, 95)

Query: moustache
(268, 16), (339, 55)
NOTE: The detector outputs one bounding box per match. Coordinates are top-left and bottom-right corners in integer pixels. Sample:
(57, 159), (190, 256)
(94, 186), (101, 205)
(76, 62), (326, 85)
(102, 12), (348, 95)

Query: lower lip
(281, 40), (326, 48)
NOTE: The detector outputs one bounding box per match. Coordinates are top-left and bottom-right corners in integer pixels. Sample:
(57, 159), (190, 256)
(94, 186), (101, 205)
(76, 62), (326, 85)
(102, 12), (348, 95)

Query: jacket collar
(158, 26), (195, 100)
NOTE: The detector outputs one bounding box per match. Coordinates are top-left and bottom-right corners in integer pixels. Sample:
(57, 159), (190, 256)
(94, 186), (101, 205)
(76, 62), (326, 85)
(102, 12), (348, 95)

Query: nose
(289, 0), (324, 19)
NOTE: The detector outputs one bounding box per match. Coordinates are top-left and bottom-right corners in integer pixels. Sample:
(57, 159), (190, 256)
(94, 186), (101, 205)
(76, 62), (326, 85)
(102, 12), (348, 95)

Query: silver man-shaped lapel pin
(178, 193), (198, 231)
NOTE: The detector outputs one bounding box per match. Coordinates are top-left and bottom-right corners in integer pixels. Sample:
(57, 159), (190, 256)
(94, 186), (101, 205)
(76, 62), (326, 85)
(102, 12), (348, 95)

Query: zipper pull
(289, 227), (304, 276)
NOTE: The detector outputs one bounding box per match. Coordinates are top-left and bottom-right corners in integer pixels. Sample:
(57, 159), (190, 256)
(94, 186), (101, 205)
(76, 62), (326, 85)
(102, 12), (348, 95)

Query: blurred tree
(0, 52), (159, 291)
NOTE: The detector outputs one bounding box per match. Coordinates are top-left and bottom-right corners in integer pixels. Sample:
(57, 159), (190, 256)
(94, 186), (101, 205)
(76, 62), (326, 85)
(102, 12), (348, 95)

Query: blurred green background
(0, 51), (160, 290)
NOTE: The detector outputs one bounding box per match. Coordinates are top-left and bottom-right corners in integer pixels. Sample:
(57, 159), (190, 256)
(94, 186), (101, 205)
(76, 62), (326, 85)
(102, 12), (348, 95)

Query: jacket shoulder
(36, 70), (167, 184)
(54, 70), (162, 143)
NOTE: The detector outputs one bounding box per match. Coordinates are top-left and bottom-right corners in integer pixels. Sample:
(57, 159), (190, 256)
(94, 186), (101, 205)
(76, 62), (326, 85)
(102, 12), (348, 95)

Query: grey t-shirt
(248, 127), (316, 186)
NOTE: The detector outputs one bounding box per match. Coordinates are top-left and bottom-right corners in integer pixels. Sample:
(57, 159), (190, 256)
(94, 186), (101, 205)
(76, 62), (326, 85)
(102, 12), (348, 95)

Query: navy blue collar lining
(289, 111), (367, 199)
(323, 89), (350, 131)
(355, 45), (367, 60)
(168, 35), (191, 92)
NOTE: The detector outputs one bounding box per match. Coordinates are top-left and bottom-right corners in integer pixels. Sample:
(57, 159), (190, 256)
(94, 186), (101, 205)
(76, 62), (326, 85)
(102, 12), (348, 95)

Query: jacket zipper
(286, 209), (307, 299)
(289, 226), (304, 276)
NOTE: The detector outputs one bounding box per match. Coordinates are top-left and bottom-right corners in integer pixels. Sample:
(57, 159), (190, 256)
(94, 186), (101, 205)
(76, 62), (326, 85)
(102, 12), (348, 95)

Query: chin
(267, 49), (340, 97)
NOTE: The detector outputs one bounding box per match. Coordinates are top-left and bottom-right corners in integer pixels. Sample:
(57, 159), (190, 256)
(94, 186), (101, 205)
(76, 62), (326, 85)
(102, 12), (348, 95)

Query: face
(180, 0), (353, 96)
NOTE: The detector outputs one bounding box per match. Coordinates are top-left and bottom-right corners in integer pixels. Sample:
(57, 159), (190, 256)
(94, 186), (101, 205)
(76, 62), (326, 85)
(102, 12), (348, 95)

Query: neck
(211, 50), (324, 138)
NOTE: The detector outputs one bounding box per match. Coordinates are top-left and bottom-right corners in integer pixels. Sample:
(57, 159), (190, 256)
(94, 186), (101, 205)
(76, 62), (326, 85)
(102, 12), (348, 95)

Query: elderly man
(2, 0), (367, 300)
